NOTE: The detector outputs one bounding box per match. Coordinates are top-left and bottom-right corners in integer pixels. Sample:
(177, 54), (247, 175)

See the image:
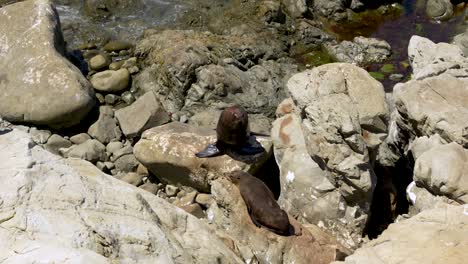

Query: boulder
(325, 37), (392, 66)
(414, 143), (468, 204)
(134, 122), (272, 193)
(115, 91), (170, 138)
(408, 36), (468, 80)
(426, 0), (454, 21)
(90, 68), (130, 93)
(0, 128), (242, 263)
(0, 0), (95, 128)
(393, 74), (468, 147)
(87, 106), (122, 144)
(333, 204), (468, 264)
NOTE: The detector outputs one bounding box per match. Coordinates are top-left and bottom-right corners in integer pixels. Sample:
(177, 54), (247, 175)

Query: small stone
(121, 91), (135, 104)
(127, 66), (139, 74)
(70, 133), (91, 145)
(136, 163), (148, 175)
(389, 73), (404, 81)
(30, 127), (51, 144)
(104, 161), (115, 170)
(96, 161), (106, 171)
(195, 193), (214, 208)
(104, 94), (119, 105)
(139, 182), (159, 194)
(87, 106), (122, 144)
(44, 134), (72, 155)
(175, 191), (197, 207)
(114, 154), (139, 172)
(89, 54), (110, 71)
(121, 57), (137, 68)
(120, 172), (144, 186)
(103, 40), (132, 52)
(90, 68), (130, 93)
(106, 141), (124, 154)
(180, 204), (205, 219)
(95, 93), (105, 104)
(66, 139), (106, 163)
(165, 185), (179, 197)
(111, 145), (133, 161)
(176, 190), (187, 199)
(380, 64), (395, 73)
(119, 50), (129, 56)
(179, 115), (188, 123)
(109, 61), (124, 70)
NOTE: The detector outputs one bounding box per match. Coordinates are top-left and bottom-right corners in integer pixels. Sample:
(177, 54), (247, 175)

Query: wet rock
(333, 204), (468, 264)
(87, 106), (122, 144)
(115, 91), (170, 138)
(426, 0), (454, 21)
(70, 133), (91, 145)
(65, 139), (106, 163)
(30, 128), (52, 144)
(180, 204), (205, 219)
(90, 68), (130, 92)
(408, 36), (468, 80)
(139, 182), (159, 194)
(44, 134), (72, 155)
(414, 143), (468, 204)
(134, 122), (272, 193)
(208, 178), (349, 264)
(0, 129), (242, 263)
(120, 172), (144, 186)
(280, 63), (389, 248)
(393, 74), (468, 147)
(114, 153), (139, 172)
(0, 0), (95, 128)
(165, 185), (179, 197)
(325, 37), (392, 66)
(89, 54), (110, 71)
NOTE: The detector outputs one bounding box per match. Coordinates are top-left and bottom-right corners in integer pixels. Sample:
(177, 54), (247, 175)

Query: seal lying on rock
(228, 170), (293, 236)
(195, 105), (265, 158)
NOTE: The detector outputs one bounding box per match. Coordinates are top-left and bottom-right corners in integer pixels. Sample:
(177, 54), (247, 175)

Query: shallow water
(56, 0), (185, 49)
(323, 0), (467, 91)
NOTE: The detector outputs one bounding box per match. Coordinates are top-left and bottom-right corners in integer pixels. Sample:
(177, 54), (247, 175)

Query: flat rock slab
(134, 122), (272, 192)
(0, 129), (242, 263)
(0, 0), (95, 128)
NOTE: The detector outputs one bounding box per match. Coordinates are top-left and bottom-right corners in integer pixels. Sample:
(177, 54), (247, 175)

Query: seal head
(228, 170), (292, 236)
(196, 105), (264, 158)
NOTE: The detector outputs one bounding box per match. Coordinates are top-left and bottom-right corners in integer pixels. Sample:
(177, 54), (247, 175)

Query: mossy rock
(369, 71), (385, 80)
(380, 64), (395, 73)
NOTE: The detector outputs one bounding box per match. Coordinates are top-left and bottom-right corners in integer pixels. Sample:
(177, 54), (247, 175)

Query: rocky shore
(0, 0), (467, 263)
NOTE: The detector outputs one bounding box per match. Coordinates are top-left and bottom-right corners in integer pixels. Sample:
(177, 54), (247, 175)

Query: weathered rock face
(134, 122), (272, 193)
(452, 26), (468, 56)
(408, 36), (468, 80)
(273, 63), (389, 249)
(0, 0), (95, 128)
(414, 143), (468, 204)
(393, 74), (468, 148)
(134, 29), (291, 116)
(207, 178), (350, 264)
(333, 204), (468, 264)
(0, 129), (243, 263)
(325, 37), (392, 66)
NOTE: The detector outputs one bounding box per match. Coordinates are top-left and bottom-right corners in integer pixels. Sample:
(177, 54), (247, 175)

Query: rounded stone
(90, 69), (130, 92)
(89, 54), (110, 71)
(103, 40), (132, 52)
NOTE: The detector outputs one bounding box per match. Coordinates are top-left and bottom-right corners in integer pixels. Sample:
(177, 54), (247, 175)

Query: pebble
(70, 133), (91, 145)
(90, 69), (130, 93)
(103, 40), (132, 52)
(89, 54), (110, 71)
(30, 127), (51, 144)
(121, 91), (135, 104)
(195, 193), (214, 208)
(389, 73), (404, 81)
(139, 182), (159, 195)
(180, 204), (205, 219)
(95, 93), (105, 104)
(44, 134), (72, 155)
(166, 185), (179, 197)
(106, 141), (124, 154)
(109, 61), (124, 70)
(104, 94), (119, 105)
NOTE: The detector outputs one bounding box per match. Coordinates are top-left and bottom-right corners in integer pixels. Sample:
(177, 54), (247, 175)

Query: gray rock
(106, 141), (124, 154)
(426, 0), (454, 21)
(414, 143), (468, 204)
(195, 193), (214, 208)
(0, 117), (13, 133)
(114, 154), (139, 172)
(69, 133), (91, 145)
(174, 191), (197, 207)
(180, 204), (205, 219)
(134, 122), (272, 193)
(66, 139), (106, 163)
(111, 144), (133, 161)
(121, 57), (137, 68)
(89, 54), (110, 71)
(104, 94), (119, 105)
(87, 106), (122, 144)
(405, 182), (456, 214)
(120, 91), (135, 104)
(120, 172), (144, 186)
(30, 127), (52, 144)
(139, 182), (159, 194)
(0, 128), (242, 263)
(165, 185), (179, 197)
(333, 204), (468, 264)
(325, 37), (392, 66)
(0, 0), (95, 128)
(44, 134), (72, 155)
(452, 27), (468, 56)
(90, 68), (130, 92)
(115, 91), (170, 138)
(408, 36), (468, 80)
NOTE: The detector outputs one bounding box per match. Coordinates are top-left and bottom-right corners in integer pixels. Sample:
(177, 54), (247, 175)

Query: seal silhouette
(195, 105), (264, 158)
(228, 170), (292, 236)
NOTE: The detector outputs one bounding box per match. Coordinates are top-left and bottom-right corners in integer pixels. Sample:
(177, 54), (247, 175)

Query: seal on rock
(195, 105), (264, 158)
(228, 170), (293, 236)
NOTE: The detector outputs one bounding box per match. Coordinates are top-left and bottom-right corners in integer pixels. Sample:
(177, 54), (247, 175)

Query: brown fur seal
(195, 105), (264, 158)
(228, 170), (292, 236)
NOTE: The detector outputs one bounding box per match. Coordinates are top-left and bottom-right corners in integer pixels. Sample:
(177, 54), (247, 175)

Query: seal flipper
(195, 143), (223, 158)
(247, 207), (262, 228)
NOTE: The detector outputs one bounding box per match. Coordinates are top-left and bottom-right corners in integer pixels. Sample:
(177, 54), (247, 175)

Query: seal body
(228, 170), (291, 236)
(196, 105), (263, 158)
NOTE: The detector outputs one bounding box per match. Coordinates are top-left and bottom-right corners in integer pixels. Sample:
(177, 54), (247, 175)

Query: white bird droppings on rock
(286, 171), (295, 183)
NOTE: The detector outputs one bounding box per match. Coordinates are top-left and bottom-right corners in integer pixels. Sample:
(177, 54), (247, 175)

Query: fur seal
(195, 105), (264, 158)
(228, 170), (292, 236)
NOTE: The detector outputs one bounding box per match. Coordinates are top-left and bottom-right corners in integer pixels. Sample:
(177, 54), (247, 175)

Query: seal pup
(195, 105), (264, 158)
(228, 170), (292, 236)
